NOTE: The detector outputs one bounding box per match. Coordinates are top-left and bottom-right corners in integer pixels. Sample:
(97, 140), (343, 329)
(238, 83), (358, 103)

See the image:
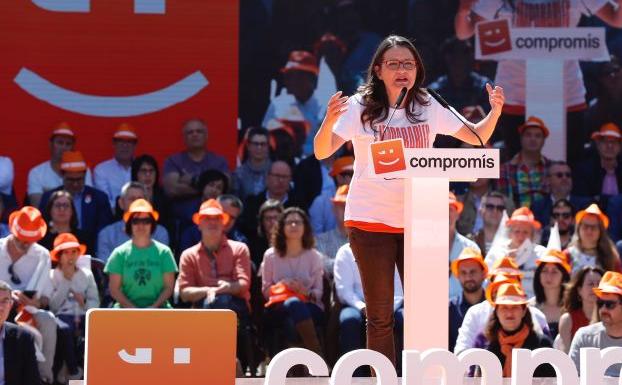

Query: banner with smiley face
(0, 1), (238, 198)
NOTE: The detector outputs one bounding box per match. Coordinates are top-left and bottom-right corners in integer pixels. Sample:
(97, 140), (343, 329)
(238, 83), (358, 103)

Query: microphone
(380, 87), (408, 141)
(426, 88), (485, 148)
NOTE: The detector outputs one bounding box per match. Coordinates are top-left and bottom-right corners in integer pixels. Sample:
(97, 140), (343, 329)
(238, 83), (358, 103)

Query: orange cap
(518, 116), (550, 138)
(280, 51), (319, 76)
(536, 249), (571, 274)
(576, 203), (609, 229)
(123, 198), (159, 222)
(449, 192), (464, 214)
(486, 274), (520, 305)
(591, 122), (622, 141)
(489, 256), (523, 278)
(113, 123), (138, 141)
(50, 233), (86, 263)
(9, 206), (47, 243)
(593, 271), (622, 298)
(330, 156), (354, 177)
(506, 207), (541, 230)
(60, 151), (87, 173)
(450, 247), (488, 278)
(50, 122), (75, 139)
(192, 199), (230, 226)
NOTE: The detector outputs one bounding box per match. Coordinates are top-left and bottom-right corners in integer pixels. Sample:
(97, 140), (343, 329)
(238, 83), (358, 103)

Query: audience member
(260, 207), (324, 359)
(467, 191), (509, 254)
(315, 185), (349, 277)
(39, 190), (90, 254)
(565, 203), (621, 273)
(449, 192), (480, 299)
(233, 127), (271, 200)
(263, 51), (322, 156)
(486, 207), (546, 298)
(248, 200), (283, 268)
(498, 117), (550, 208)
(48, 233), (99, 382)
(333, 242), (403, 377)
(570, 271), (622, 377)
(0, 156), (14, 196)
(131, 154), (170, 224)
(97, 182), (169, 263)
(540, 199), (576, 249)
(308, 156), (353, 234)
(241, 161), (298, 239)
(448, 247), (487, 352)
(0, 280), (42, 385)
(177, 199), (254, 373)
(530, 250), (571, 339)
(163, 119), (229, 240)
(573, 123), (622, 205)
(485, 281), (555, 377)
(197, 169), (229, 202)
(584, 55), (622, 137)
(27, 123), (93, 207)
(94, 124), (138, 208)
(558, 266), (604, 353)
(0, 207), (57, 382)
(104, 199), (177, 308)
(39, 151), (112, 250)
(0, 199), (10, 238)
(531, 161), (591, 226)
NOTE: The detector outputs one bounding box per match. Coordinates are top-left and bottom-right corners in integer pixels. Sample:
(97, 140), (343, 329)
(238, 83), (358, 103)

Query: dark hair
(44, 190), (78, 230)
(440, 36), (473, 56)
(217, 194), (244, 214)
(258, 199), (284, 238)
(131, 154), (160, 187)
(242, 126), (271, 163)
(562, 266), (605, 312)
(552, 198), (575, 215)
(196, 169), (229, 194)
(358, 35), (430, 130)
(124, 215), (157, 237)
(545, 160), (570, 176)
(271, 207), (315, 256)
(533, 262), (570, 305)
(484, 306), (534, 344)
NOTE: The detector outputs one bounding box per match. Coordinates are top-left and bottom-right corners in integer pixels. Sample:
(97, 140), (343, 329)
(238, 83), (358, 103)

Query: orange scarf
(498, 324), (530, 377)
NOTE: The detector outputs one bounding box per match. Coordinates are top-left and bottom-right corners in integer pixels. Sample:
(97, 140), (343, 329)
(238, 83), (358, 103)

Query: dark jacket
(487, 329), (555, 377)
(530, 194), (592, 227)
(240, 190), (301, 240)
(3, 322), (41, 385)
(39, 185), (113, 251)
(572, 155), (622, 205)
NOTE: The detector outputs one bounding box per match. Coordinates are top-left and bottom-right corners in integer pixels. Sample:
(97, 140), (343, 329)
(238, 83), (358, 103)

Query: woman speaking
(314, 35), (504, 366)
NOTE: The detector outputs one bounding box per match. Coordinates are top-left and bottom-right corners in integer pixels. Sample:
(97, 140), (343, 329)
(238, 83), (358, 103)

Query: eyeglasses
(263, 215), (280, 222)
(285, 219), (303, 227)
(552, 172), (572, 178)
(249, 141), (268, 147)
(131, 217), (153, 225)
(8, 263), (21, 286)
(383, 59), (417, 71)
(269, 173), (291, 181)
(53, 202), (71, 210)
(484, 204), (505, 212)
(552, 212), (572, 219)
(597, 299), (622, 310)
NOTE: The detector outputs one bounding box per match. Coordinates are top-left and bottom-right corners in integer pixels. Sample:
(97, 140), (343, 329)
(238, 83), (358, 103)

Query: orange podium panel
(84, 309), (237, 385)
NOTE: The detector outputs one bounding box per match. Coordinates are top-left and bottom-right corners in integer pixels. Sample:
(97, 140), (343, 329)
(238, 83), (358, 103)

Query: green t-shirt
(104, 240), (178, 308)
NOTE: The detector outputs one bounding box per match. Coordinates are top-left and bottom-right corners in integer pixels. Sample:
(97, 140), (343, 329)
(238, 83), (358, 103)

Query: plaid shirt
(498, 153), (550, 208)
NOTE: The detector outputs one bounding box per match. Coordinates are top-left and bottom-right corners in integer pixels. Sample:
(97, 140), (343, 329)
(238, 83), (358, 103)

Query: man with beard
(448, 247), (487, 352)
(540, 199), (576, 249)
(570, 271), (622, 377)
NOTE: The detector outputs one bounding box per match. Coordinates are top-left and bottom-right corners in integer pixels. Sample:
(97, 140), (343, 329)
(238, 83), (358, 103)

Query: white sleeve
(333, 245), (365, 310)
(27, 166), (43, 195)
(430, 96), (463, 137)
(0, 157), (14, 195)
(454, 305), (481, 354)
(472, 0), (503, 19)
(579, 0), (610, 14)
(332, 94), (364, 142)
(93, 163), (109, 197)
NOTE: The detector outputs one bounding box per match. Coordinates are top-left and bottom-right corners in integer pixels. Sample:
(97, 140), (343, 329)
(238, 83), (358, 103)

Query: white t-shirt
(27, 160), (93, 196)
(332, 93), (462, 229)
(472, 0), (608, 108)
(0, 237), (52, 297)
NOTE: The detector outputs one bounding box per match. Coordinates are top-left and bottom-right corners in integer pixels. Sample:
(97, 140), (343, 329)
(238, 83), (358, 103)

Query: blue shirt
(448, 293), (484, 353)
(96, 220), (169, 262)
(0, 224), (8, 239)
(0, 323), (5, 385)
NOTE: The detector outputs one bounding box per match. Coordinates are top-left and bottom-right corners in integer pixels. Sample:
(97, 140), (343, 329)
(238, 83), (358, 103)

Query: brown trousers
(348, 227), (404, 367)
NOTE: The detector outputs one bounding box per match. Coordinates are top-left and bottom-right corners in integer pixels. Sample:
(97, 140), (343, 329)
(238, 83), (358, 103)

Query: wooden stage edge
(69, 378), (622, 384)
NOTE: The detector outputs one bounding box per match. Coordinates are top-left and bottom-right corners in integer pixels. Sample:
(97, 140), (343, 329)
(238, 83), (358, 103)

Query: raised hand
(486, 83), (505, 116)
(323, 91), (349, 128)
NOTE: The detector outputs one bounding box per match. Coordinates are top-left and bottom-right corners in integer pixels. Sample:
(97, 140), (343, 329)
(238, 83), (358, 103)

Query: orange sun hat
(506, 207), (541, 230)
(60, 151), (87, 173)
(50, 233), (86, 263)
(491, 282), (529, 307)
(536, 249), (571, 274)
(591, 122), (622, 141)
(593, 271), (622, 298)
(113, 123), (138, 141)
(518, 116), (550, 138)
(123, 198), (159, 222)
(486, 274), (521, 305)
(192, 199), (230, 226)
(50, 122), (75, 139)
(9, 206), (47, 243)
(575, 203), (609, 229)
(450, 247), (488, 278)
(449, 192), (464, 214)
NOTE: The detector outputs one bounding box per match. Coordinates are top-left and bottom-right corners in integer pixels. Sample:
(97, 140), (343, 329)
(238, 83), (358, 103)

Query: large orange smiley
(478, 19), (512, 56)
(370, 139), (406, 175)
(0, 0), (238, 200)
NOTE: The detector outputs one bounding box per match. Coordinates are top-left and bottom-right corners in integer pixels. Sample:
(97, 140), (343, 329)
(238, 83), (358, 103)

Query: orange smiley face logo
(85, 309), (237, 385)
(370, 139), (406, 174)
(478, 19), (512, 55)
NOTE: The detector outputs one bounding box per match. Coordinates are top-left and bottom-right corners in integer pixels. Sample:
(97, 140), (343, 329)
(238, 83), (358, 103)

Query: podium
(368, 141), (500, 351)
